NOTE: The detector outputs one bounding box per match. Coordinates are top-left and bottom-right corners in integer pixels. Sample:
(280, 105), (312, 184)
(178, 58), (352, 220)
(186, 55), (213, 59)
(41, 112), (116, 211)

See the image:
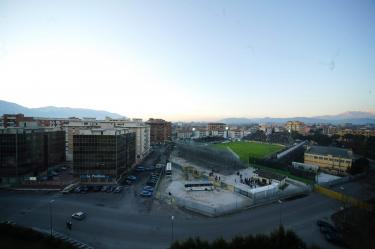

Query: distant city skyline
(0, 0), (374, 121)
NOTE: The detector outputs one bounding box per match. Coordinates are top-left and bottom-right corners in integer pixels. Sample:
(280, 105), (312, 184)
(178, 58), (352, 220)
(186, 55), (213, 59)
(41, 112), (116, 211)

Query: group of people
(235, 171), (259, 188)
(209, 170), (221, 182)
(241, 177), (259, 188)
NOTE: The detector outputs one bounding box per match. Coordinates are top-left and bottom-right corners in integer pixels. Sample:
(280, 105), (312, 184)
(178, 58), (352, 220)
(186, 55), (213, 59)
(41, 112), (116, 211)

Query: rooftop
(77, 128), (132, 135)
(306, 145), (352, 158)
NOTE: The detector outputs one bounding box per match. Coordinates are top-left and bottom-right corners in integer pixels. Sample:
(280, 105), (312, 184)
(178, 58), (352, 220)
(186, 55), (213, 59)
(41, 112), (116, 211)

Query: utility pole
(49, 200), (55, 236)
(171, 215), (174, 243)
(278, 199), (282, 226)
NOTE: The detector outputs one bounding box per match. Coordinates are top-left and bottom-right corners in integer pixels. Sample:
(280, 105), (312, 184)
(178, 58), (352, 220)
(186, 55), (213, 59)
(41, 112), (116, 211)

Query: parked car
(51, 171), (59, 177)
(143, 186), (154, 192)
(114, 186), (123, 193)
(135, 166), (145, 172)
(71, 211), (86, 220)
(149, 178), (158, 182)
(93, 185), (102, 192)
(146, 181), (156, 187)
(140, 190), (152, 197)
(40, 176), (49, 181)
(106, 186), (115, 193)
(126, 175), (137, 181)
(145, 166), (155, 171)
(101, 186), (109, 192)
(123, 180), (132, 186)
(74, 187), (82, 193)
(81, 186), (89, 192)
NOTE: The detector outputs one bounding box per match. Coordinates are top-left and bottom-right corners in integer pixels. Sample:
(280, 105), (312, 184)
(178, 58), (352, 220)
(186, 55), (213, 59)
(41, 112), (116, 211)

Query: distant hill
(0, 100), (124, 119)
(219, 111), (375, 125)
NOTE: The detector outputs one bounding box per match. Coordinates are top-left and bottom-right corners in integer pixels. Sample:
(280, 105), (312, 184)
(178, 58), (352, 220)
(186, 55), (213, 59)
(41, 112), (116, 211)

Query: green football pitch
(213, 141), (284, 162)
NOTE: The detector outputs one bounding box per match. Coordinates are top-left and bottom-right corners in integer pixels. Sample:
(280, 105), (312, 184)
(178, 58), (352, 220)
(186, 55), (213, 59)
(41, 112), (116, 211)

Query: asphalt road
(0, 187), (343, 249)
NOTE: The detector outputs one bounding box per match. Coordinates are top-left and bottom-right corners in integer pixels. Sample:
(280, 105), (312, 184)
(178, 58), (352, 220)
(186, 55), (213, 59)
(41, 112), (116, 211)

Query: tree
(168, 226), (321, 249)
(347, 157), (369, 175)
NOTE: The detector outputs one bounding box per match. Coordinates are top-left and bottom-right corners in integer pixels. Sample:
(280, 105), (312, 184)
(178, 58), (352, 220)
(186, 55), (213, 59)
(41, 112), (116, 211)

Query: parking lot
(20, 162), (75, 189)
(59, 145), (169, 214)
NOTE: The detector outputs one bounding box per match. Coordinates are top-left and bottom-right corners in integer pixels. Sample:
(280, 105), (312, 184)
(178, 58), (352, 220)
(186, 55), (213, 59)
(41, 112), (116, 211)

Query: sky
(0, 0), (374, 121)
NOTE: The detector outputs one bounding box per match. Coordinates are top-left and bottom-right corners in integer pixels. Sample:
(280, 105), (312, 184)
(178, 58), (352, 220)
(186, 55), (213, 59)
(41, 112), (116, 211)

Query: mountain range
(219, 111), (375, 125)
(1, 99), (374, 124)
(0, 100), (124, 119)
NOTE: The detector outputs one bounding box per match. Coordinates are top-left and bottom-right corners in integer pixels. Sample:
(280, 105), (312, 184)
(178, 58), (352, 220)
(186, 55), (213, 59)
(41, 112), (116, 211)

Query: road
(0, 187), (343, 249)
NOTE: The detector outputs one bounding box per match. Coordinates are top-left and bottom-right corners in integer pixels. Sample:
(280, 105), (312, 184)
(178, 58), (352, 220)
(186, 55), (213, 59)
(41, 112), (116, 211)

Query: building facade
(304, 145), (353, 176)
(146, 118), (172, 144)
(73, 128), (136, 184)
(207, 123), (227, 137)
(0, 114), (34, 128)
(228, 129), (245, 140)
(102, 118), (151, 162)
(285, 121), (306, 134)
(64, 120), (101, 161)
(0, 128), (66, 185)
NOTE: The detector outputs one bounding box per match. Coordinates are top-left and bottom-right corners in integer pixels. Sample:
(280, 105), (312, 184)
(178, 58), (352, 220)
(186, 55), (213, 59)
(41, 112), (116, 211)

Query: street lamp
(49, 200), (55, 236)
(278, 200), (282, 227)
(171, 215), (175, 243)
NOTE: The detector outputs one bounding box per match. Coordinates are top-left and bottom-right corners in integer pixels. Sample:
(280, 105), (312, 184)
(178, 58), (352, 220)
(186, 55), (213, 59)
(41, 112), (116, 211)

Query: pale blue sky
(0, 0), (374, 121)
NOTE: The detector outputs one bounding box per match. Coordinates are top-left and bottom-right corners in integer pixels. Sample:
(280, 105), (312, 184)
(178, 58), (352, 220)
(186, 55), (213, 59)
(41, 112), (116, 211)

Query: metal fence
(319, 172), (367, 187)
(173, 194), (251, 217)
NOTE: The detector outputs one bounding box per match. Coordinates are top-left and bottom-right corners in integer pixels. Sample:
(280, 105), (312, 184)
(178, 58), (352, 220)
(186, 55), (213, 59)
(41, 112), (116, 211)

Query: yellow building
(336, 128), (375, 137)
(285, 121), (306, 134)
(304, 145), (353, 176)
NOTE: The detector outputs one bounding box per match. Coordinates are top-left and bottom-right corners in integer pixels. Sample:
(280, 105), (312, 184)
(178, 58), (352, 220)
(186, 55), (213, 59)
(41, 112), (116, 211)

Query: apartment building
(73, 128), (136, 184)
(336, 128), (375, 137)
(176, 128), (193, 139)
(228, 129), (244, 140)
(107, 119), (150, 162)
(285, 121), (306, 134)
(192, 127), (209, 139)
(304, 145), (353, 176)
(207, 123), (227, 137)
(146, 118), (172, 144)
(0, 128), (66, 185)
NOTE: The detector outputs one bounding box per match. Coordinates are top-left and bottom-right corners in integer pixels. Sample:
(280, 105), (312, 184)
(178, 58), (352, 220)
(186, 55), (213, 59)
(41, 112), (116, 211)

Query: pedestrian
(66, 220), (72, 230)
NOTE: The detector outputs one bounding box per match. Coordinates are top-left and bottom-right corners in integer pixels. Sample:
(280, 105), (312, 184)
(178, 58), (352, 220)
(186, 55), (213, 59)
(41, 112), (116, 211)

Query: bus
(165, 162), (172, 176)
(184, 181), (214, 191)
